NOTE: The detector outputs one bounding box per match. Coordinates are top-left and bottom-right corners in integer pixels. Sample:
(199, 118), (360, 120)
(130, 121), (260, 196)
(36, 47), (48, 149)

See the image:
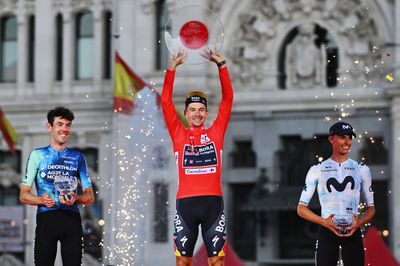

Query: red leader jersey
(162, 67), (234, 199)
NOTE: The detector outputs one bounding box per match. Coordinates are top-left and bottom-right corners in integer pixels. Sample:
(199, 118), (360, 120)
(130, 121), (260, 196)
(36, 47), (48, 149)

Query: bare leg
(176, 256), (193, 266)
(208, 256), (224, 266)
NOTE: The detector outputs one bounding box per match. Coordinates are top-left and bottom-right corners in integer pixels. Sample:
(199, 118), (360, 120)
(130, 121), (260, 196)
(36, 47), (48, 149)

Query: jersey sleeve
(22, 150), (40, 186)
(210, 67), (234, 140)
(78, 153), (92, 190)
(299, 165), (319, 206)
(161, 69), (185, 139)
(360, 165), (374, 206)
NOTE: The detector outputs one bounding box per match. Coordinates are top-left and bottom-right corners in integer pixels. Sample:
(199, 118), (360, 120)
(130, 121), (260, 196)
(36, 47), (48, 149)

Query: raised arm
(162, 51), (187, 138)
(203, 50), (234, 136)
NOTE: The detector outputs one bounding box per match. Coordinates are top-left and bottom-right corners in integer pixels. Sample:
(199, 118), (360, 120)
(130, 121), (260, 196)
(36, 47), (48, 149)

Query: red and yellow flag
(113, 52), (187, 127)
(0, 108), (18, 155)
(114, 52), (147, 115)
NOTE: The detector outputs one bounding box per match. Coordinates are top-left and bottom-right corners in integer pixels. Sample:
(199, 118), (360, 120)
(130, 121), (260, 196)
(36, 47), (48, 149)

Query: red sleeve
(161, 70), (185, 139)
(210, 67), (234, 141)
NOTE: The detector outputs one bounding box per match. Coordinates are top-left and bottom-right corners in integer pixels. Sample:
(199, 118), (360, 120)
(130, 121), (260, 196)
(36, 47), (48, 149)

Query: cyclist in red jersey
(162, 49), (233, 266)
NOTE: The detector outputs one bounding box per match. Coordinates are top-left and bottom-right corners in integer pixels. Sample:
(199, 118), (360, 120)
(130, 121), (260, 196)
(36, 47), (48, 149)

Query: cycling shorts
(34, 210), (83, 266)
(315, 226), (364, 266)
(174, 196), (227, 257)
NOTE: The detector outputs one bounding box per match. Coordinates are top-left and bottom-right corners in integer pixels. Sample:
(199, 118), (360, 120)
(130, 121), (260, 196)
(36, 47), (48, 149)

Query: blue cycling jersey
(299, 158), (374, 218)
(22, 145), (92, 213)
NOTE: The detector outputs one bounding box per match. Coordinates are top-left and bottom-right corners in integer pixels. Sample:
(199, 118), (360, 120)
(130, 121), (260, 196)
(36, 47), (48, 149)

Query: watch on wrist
(217, 60), (226, 67)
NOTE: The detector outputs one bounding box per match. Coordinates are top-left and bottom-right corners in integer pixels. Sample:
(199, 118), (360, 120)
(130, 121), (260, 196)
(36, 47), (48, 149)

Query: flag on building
(113, 52), (187, 126)
(114, 52), (160, 114)
(0, 108), (18, 155)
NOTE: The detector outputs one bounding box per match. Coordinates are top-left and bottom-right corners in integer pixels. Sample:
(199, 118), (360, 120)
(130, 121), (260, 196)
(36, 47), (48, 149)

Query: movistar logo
(326, 176), (355, 192)
(342, 125), (351, 129)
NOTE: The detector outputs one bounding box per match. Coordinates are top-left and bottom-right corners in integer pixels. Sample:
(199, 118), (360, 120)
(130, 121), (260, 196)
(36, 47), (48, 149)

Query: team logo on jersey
(200, 134), (210, 144)
(326, 176), (355, 192)
(182, 142), (218, 168)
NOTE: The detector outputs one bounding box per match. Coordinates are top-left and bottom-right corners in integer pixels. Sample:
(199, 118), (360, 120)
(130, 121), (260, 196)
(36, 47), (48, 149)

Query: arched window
(0, 16), (17, 82)
(55, 13), (63, 81)
(76, 11), (94, 80)
(278, 23), (338, 89)
(27, 15), (35, 82)
(155, 0), (169, 70)
(103, 11), (112, 79)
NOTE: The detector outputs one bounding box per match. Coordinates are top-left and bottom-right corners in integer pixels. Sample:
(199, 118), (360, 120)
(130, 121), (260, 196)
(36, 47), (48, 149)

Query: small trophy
(54, 176), (78, 201)
(332, 213), (353, 235)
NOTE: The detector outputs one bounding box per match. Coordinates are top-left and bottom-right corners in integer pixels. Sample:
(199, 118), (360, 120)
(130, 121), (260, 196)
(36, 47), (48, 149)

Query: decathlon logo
(326, 176), (355, 192)
(180, 236), (188, 247)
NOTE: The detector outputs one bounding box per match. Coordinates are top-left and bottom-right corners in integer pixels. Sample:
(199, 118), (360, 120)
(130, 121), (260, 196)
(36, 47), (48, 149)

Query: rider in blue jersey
(20, 107), (94, 266)
(297, 122), (375, 266)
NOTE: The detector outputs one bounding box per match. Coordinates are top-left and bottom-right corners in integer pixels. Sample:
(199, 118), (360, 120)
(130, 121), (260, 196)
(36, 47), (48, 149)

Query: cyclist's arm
(77, 153), (94, 205)
(210, 65), (234, 136)
(161, 69), (184, 138)
(19, 151), (54, 206)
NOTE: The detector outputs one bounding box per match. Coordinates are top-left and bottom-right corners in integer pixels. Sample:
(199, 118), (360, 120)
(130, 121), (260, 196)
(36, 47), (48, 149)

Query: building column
(395, 0), (400, 78)
(62, 1), (73, 95)
(34, 0), (54, 95)
(16, 1), (27, 96)
(390, 94), (400, 260)
(92, 2), (104, 90)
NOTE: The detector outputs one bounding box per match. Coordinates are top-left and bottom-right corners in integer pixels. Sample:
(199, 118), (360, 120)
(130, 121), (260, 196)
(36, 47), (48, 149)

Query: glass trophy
(54, 176), (78, 201)
(332, 213), (353, 235)
(164, 5), (224, 64)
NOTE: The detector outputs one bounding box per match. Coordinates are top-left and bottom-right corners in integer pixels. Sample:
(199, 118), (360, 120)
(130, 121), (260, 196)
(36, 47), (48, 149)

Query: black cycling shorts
(34, 210), (83, 266)
(315, 226), (364, 266)
(174, 195), (227, 258)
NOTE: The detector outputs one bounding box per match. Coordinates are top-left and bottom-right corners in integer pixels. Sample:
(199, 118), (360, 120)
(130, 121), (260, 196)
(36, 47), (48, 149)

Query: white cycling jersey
(299, 158), (374, 218)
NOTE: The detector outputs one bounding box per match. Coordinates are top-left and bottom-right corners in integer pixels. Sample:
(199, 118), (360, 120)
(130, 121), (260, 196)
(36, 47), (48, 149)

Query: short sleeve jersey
(162, 67), (234, 199)
(22, 145), (92, 213)
(299, 158), (374, 218)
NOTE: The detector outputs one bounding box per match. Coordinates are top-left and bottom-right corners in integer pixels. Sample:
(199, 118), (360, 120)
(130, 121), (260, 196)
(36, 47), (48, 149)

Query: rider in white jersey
(297, 122), (375, 266)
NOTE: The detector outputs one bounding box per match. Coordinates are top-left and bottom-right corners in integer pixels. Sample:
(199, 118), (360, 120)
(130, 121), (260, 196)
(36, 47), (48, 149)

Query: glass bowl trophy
(164, 5), (224, 64)
(54, 176), (78, 201)
(332, 212), (353, 235)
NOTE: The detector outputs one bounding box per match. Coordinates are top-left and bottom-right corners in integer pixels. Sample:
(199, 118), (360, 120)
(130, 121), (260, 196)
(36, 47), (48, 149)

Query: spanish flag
(114, 52), (147, 115)
(0, 108), (18, 155)
(113, 52), (187, 126)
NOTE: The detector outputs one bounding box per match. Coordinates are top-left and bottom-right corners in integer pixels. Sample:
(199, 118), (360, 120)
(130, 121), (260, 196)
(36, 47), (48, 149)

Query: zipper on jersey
(338, 162), (344, 215)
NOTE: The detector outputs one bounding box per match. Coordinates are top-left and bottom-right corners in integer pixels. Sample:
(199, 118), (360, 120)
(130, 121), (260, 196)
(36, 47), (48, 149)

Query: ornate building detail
(285, 23), (326, 89)
(229, 0), (384, 87)
(207, 0), (223, 13)
(72, 0), (94, 10)
(0, 0), (17, 14)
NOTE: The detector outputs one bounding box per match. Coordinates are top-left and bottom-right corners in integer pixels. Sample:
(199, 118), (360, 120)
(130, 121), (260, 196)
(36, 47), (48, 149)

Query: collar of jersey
(47, 145), (69, 154)
(189, 126), (205, 133)
(328, 157), (350, 165)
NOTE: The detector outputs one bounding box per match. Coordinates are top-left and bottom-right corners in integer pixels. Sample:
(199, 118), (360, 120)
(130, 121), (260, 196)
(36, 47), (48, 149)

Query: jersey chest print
(326, 176), (355, 192)
(182, 142), (218, 168)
